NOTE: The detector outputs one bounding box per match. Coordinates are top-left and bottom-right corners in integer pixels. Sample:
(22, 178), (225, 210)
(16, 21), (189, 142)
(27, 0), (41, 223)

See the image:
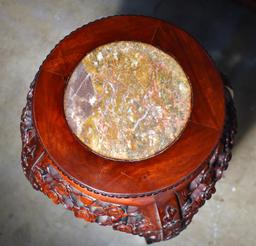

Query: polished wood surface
(21, 16), (237, 243)
(32, 16), (225, 197)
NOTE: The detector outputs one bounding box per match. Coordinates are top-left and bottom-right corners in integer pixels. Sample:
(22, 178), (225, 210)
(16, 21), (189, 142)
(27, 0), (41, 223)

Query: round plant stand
(20, 16), (237, 243)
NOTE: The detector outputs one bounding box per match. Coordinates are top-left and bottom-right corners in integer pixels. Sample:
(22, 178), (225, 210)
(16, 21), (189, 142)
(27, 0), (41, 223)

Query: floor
(0, 0), (256, 245)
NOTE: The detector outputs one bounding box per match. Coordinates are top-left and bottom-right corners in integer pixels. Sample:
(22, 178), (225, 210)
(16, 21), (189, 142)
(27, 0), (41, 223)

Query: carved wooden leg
(145, 83), (237, 243)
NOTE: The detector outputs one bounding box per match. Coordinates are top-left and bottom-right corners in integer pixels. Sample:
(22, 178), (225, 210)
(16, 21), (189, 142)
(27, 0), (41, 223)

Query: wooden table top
(32, 15), (225, 197)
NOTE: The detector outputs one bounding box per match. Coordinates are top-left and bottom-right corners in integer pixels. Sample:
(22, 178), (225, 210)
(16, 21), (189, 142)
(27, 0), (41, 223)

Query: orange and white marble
(64, 41), (191, 161)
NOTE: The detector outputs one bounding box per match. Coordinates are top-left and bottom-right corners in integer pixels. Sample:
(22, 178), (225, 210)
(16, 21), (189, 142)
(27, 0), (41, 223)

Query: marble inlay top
(64, 41), (191, 161)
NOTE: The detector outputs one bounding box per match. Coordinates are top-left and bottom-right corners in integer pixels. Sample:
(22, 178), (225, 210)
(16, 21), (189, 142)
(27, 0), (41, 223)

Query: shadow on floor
(118, 0), (256, 145)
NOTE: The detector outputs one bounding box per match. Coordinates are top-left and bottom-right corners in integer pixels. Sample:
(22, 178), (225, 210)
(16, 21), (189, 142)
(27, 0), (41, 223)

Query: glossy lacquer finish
(20, 16), (237, 243)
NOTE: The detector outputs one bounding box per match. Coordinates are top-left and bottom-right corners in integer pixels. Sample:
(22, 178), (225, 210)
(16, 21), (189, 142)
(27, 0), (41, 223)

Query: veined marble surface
(64, 41), (191, 161)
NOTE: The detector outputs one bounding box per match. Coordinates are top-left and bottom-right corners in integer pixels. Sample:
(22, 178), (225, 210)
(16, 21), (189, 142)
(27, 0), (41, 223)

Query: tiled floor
(0, 0), (256, 245)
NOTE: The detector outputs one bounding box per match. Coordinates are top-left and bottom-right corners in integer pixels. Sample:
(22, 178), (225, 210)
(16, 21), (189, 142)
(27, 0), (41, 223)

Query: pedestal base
(21, 78), (236, 243)
(20, 16), (237, 243)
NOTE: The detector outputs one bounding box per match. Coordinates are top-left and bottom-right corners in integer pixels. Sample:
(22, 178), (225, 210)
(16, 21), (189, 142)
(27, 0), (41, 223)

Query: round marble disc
(64, 41), (192, 161)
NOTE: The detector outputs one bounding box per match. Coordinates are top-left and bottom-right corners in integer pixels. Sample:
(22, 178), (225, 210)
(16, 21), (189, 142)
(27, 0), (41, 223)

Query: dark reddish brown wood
(32, 16), (225, 196)
(20, 16), (237, 243)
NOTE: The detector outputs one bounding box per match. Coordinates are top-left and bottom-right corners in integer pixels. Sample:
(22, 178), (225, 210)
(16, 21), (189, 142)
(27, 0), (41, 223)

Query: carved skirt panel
(20, 78), (236, 243)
